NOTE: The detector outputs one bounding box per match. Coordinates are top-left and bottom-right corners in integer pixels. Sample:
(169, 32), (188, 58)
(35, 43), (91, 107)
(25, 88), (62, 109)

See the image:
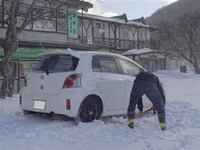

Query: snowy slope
(0, 71), (200, 150)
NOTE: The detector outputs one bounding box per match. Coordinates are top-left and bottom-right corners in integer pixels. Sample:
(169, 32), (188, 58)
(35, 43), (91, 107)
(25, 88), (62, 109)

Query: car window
(34, 55), (79, 73)
(92, 55), (118, 74)
(92, 57), (101, 72)
(117, 58), (141, 76)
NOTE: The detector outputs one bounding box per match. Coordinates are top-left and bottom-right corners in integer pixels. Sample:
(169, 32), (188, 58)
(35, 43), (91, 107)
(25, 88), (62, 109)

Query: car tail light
(62, 74), (82, 89)
(19, 95), (22, 105)
(66, 99), (71, 110)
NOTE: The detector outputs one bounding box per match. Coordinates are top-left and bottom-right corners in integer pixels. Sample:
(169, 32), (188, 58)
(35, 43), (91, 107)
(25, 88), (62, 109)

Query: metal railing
(81, 36), (150, 50)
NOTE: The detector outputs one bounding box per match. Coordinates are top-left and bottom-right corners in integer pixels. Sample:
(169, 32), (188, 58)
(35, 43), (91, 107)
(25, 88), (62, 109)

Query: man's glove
(160, 123), (166, 131)
(128, 118), (135, 129)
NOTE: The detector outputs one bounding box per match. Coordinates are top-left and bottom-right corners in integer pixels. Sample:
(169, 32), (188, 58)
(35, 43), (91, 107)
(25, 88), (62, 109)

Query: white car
(20, 50), (151, 122)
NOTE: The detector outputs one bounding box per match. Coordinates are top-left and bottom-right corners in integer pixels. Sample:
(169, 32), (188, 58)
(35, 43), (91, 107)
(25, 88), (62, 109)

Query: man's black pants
(127, 81), (166, 124)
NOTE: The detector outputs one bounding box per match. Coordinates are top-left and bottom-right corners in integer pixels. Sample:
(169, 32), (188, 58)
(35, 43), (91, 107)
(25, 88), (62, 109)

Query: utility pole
(81, 0), (84, 44)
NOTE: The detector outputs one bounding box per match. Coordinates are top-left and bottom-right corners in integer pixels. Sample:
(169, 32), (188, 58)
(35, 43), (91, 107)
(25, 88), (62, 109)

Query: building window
(57, 10), (66, 21)
(94, 22), (104, 38)
(17, 16), (24, 28)
(57, 20), (67, 33)
(138, 28), (146, 41)
(96, 23), (101, 29)
(0, 0), (3, 27)
(121, 28), (130, 40)
(0, 0), (71, 33)
(57, 10), (67, 33)
(33, 20), (56, 32)
(0, 8), (2, 27)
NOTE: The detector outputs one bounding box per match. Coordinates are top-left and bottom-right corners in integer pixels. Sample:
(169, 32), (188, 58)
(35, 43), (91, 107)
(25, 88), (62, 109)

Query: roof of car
(39, 49), (146, 70)
(76, 51), (120, 56)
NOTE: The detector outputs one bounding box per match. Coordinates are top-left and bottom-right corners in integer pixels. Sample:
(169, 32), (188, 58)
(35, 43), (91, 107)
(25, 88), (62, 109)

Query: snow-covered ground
(0, 71), (200, 150)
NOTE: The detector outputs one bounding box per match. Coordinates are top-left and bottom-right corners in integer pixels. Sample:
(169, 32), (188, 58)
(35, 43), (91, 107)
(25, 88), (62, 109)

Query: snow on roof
(122, 48), (154, 56)
(82, 13), (150, 28)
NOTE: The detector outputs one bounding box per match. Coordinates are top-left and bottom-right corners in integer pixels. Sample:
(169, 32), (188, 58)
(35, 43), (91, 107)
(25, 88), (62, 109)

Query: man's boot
(160, 123), (166, 131)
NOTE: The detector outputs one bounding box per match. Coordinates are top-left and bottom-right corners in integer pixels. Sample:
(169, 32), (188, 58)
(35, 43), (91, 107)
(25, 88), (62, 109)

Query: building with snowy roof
(0, 1), (151, 52)
(0, 0), (156, 92)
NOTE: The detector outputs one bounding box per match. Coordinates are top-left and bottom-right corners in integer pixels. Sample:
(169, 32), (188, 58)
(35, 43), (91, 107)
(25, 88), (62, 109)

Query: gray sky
(86, 0), (177, 19)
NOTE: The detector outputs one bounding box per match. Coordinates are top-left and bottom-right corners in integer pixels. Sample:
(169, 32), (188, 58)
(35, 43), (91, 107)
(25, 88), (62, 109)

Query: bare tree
(152, 11), (200, 74)
(0, 0), (62, 98)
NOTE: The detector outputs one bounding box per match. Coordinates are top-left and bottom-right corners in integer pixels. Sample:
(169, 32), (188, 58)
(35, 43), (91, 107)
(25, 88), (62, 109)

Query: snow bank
(0, 95), (21, 117)
(156, 70), (200, 109)
(156, 70), (200, 79)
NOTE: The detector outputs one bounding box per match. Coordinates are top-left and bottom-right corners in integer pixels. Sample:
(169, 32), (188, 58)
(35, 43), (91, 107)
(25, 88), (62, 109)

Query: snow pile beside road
(0, 70), (200, 150)
(156, 70), (200, 109)
(156, 70), (200, 79)
(0, 95), (20, 117)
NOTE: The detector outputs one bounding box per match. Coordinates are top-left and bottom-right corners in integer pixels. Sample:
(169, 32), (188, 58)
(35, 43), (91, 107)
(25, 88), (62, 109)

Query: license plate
(34, 100), (46, 110)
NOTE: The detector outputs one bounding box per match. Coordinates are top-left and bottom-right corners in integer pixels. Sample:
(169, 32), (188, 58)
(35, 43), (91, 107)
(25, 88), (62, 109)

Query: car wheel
(79, 97), (102, 122)
(23, 110), (32, 116)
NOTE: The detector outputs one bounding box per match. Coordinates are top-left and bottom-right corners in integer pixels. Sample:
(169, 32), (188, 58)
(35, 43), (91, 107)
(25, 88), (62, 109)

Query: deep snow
(0, 71), (200, 150)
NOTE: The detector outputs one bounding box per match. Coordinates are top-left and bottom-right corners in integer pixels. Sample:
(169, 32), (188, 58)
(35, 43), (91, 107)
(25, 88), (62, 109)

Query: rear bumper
(20, 88), (86, 118)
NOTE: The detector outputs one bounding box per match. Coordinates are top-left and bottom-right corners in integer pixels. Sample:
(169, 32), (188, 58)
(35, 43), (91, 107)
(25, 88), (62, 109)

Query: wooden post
(81, 8), (84, 43)
(55, 9), (58, 32)
(108, 23), (111, 47)
(17, 60), (20, 93)
(2, 0), (5, 27)
(119, 25), (121, 49)
(137, 27), (140, 49)
(31, 11), (33, 30)
(91, 19), (94, 42)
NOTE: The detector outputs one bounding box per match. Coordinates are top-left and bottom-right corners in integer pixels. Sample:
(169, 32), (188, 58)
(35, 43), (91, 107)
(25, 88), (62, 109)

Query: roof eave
(78, 1), (93, 11)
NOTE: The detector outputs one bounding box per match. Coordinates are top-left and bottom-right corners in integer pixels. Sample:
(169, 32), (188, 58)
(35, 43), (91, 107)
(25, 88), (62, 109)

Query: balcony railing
(81, 36), (150, 50)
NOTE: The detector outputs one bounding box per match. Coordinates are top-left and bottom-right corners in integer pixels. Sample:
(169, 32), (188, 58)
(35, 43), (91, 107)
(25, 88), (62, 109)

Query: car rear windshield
(33, 54), (79, 73)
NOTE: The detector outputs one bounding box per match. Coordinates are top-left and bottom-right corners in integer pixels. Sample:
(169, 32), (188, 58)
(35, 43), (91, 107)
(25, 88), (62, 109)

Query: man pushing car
(127, 71), (166, 130)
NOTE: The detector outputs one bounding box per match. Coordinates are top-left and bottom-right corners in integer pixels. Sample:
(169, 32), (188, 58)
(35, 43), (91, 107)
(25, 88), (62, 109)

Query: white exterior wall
(166, 56), (194, 72)
(104, 23), (110, 38)
(138, 28), (148, 41)
(80, 17), (151, 42)
(109, 25), (115, 39)
(120, 25), (129, 40)
(129, 27), (137, 41)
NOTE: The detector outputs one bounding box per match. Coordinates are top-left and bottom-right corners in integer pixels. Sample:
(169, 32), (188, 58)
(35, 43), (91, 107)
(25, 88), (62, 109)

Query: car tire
(23, 110), (33, 116)
(79, 97), (102, 122)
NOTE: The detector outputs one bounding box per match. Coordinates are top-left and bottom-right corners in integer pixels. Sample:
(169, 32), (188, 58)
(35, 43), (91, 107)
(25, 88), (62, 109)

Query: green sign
(0, 47), (64, 61)
(68, 8), (78, 39)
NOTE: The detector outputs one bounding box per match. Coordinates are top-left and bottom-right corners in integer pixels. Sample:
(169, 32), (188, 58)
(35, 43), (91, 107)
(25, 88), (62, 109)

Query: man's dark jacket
(135, 72), (166, 106)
